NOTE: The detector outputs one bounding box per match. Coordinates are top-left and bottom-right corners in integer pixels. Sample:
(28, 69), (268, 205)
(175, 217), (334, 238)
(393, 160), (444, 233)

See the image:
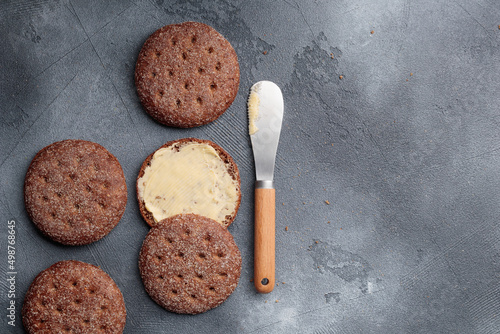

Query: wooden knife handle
(254, 187), (275, 293)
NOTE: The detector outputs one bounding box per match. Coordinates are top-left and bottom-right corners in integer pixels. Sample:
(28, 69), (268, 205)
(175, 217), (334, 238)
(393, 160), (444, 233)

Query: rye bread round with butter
(22, 260), (126, 334)
(134, 21), (240, 127)
(24, 140), (127, 245)
(136, 138), (241, 228)
(139, 214), (242, 314)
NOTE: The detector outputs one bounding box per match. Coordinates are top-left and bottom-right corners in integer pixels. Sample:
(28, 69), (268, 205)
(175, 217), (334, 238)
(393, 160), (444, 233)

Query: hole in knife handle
(261, 278), (269, 285)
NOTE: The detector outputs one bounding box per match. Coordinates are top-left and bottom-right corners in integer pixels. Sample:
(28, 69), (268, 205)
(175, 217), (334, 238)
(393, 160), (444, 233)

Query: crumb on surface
(285, 226), (289, 231)
(325, 200), (330, 205)
(370, 30), (374, 34)
(263, 50), (268, 55)
(339, 75), (343, 80)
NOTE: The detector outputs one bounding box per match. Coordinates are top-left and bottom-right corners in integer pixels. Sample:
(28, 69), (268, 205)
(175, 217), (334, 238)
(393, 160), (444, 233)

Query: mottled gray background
(1, 0), (500, 333)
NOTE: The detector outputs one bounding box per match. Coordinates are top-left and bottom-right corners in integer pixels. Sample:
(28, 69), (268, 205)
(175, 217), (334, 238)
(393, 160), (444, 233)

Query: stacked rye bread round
(22, 21), (241, 333)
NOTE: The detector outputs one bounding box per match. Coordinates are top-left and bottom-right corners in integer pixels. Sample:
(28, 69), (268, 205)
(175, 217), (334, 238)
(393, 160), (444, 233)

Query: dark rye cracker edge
(139, 214), (242, 314)
(22, 260), (126, 334)
(134, 21), (240, 128)
(24, 139), (127, 245)
(136, 138), (241, 228)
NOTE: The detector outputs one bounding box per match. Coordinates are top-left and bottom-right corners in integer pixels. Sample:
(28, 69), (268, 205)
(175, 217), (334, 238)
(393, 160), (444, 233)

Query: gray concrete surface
(1, 0), (500, 333)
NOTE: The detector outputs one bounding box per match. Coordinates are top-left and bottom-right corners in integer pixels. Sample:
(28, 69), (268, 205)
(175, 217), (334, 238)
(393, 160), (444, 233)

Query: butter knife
(248, 81), (284, 293)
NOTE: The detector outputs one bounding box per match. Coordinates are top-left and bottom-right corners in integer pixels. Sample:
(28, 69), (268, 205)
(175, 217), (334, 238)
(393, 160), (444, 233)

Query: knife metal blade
(249, 81), (284, 183)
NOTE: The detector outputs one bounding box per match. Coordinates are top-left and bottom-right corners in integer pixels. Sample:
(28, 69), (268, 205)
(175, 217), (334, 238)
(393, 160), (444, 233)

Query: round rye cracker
(24, 140), (127, 245)
(22, 260), (126, 334)
(136, 138), (241, 228)
(134, 21), (240, 127)
(139, 214), (242, 314)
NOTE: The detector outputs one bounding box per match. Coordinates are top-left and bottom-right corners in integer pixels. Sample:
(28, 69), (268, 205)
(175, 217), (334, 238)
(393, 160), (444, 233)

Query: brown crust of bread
(134, 21), (240, 128)
(136, 138), (241, 228)
(139, 214), (241, 314)
(22, 260), (126, 333)
(24, 140), (127, 246)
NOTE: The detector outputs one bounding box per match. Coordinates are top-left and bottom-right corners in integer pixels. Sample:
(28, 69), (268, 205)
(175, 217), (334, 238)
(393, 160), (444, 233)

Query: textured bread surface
(24, 140), (127, 245)
(139, 214), (242, 314)
(135, 21), (240, 127)
(136, 137), (241, 228)
(22, 260), (126, 334)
